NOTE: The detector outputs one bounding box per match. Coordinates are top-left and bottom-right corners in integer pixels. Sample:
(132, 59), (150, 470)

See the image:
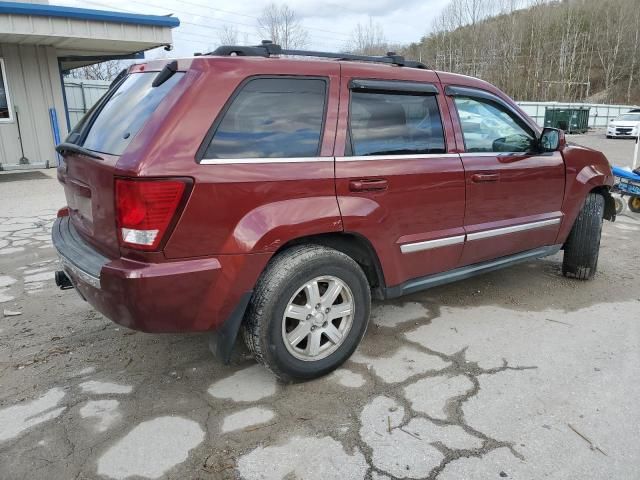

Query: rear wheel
(562, 193), (604, 280)
(242, 245), (371, 382)
(628, 196), (640, 213)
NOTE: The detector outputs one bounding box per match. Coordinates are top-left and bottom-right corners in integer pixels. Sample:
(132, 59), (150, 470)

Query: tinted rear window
(76, 72), (183, 155)
(204, 77), (327, 159)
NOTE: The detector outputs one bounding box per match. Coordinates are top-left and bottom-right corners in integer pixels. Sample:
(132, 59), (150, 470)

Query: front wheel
(562, 193), (604, 280)
(242, 245), (371, 382)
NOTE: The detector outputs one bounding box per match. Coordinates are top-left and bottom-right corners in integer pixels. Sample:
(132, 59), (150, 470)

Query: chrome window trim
(400, 235), (465, 254)
(337, 153), (460, 162)
(466, 218), (561, 241)
(201, 154), (465, 164)
(200, 156), (333, 165)
(458, 152), (527, 157)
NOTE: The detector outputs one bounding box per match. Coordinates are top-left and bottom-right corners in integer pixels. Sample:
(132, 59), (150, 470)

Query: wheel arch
(590, 185), (616, 221)
(273, 232), (387, 300)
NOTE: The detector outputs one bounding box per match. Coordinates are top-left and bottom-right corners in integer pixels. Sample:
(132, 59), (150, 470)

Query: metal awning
(0, 1), (179, 69)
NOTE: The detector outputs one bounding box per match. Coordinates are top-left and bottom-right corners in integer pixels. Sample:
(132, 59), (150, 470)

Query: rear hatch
(57, 67), (185, 258)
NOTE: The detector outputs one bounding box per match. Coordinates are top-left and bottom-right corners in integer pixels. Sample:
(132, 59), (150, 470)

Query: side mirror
(539, 127), (565, 152)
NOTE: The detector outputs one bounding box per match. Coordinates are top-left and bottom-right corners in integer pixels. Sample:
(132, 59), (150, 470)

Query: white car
(607, 112), (640, 138)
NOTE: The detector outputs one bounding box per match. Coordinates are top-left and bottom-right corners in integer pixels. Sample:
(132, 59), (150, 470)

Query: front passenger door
(448, 87), (565, 266)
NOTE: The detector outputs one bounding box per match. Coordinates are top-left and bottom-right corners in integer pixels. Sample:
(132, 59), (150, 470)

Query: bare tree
(257, 3), (308, 49)
(414, 0), (640, 104)
(67, 60), (124, 81)
(348, 17), (388, 55)
(218, 25), (239, 46)
(592, 3), (627, 101)
(627, 8), (640, 103)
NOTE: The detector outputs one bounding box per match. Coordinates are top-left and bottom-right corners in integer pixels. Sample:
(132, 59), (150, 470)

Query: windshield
(616, 113), (640, 122)
(67, 71), (184, 155)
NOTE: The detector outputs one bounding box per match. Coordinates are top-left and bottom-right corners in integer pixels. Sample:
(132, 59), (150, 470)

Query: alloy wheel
(281, 275), (354, 361)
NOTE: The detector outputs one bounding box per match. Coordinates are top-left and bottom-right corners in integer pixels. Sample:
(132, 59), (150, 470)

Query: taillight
(115, 178), (187, 251)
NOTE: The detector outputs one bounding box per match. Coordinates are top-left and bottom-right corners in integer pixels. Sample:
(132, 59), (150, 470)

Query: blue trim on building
(0, 1), (179, 27)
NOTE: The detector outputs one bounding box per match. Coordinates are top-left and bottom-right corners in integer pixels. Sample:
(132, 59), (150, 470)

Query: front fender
(575, 164), (614, 188)
(227, 196), (343, 252)
(556, 144), (614, 244)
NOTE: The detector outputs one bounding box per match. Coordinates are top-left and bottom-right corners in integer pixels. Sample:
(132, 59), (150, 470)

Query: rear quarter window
(203, 77), (327, 159)
(76, 71), (184, 156)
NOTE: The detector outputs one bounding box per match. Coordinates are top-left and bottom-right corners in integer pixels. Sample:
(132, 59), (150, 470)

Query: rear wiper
(55, 142), (103, 160)
(152, 60), (178, 87)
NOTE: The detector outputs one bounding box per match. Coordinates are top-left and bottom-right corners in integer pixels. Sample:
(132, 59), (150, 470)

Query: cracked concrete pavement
(1, 132), (639, 479)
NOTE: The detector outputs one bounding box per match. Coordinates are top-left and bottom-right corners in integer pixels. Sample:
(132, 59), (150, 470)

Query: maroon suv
(53, 42), (615, 381)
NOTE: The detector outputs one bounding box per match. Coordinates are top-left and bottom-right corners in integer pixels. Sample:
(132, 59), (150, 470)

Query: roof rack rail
(206, 40), (429, 70)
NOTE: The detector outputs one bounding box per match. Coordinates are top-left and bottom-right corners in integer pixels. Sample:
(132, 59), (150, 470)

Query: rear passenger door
(446, 86), (565, 266)
(335, 66), (466, 289)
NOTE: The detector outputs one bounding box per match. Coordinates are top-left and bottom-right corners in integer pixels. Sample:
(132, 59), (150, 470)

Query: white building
(0, 0), (179, 170)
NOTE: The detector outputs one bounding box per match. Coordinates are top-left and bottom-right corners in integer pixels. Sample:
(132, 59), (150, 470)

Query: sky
(55, 0), (450, 57)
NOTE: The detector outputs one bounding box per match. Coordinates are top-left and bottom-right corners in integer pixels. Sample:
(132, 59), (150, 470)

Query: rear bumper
(52, 217), (269, 333)
(52, 216), (107, 289)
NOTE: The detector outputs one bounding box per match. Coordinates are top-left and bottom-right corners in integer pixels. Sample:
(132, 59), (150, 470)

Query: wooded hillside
(403, 0), (640, 104)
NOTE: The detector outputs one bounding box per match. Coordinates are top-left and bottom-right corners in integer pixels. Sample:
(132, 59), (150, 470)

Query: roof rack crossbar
(206, 41), (429, 70)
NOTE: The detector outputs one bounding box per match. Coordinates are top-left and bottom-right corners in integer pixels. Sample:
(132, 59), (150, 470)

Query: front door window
(453, 96), (534, 153)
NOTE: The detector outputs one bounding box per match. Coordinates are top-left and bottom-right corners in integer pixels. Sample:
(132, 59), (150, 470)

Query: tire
(614, 195), (625, 215)
(628, 196), (640, 213)
(562, 193), (605, 280)
(242, 245), (371, 382)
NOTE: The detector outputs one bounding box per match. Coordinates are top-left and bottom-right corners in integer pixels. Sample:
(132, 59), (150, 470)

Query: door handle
(471, 173), (500, 183)
(349, 179), (388, 192)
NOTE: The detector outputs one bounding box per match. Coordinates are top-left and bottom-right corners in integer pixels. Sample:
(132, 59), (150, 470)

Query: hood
(609, 120), (640, 127)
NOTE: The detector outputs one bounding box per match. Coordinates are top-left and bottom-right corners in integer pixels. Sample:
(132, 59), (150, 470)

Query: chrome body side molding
(400, 217), (562, 253)
(399, 235), (465, 254)
(466, 218), (562, 241)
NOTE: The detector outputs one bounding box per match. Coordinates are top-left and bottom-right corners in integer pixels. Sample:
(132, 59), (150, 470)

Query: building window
(0, 58), (12, 122)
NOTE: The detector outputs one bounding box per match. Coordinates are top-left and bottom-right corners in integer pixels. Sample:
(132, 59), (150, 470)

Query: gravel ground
(0, 131), (639, 480)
